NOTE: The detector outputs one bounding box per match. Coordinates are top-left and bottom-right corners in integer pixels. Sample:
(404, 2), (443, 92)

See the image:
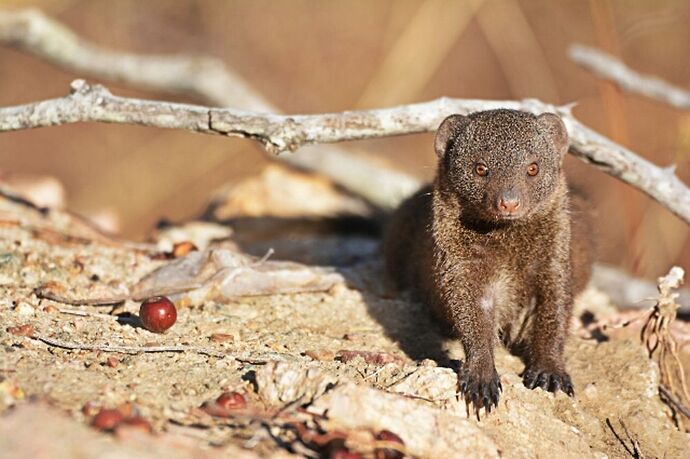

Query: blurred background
(1, 0), (689, 279)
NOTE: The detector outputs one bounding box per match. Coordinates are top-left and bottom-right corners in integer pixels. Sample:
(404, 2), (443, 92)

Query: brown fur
(384, 109), (594, 413)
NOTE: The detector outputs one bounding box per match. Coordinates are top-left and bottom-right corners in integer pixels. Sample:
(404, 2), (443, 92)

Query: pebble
(582, 383), (598, 399)
(14, 302), (35, 316)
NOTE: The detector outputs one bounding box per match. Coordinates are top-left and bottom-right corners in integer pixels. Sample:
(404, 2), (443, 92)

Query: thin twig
(659, 385), (690, 420)
(1, 80), (690, 225)
(33, 334), (226, 358)
(605, 418), (640, 459)
(618, 419), (645, 459)
(569, 44), (690, 111)
(55, 307), (122, 320)
(31, 334), (289, 365)
(35, 285), (129, 306)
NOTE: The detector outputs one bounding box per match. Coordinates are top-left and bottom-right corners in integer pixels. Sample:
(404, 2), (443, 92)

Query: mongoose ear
(434, 114), (470, 158)
(536, 113), (569, 156)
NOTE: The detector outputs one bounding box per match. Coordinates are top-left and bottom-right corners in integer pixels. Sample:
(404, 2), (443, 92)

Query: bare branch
(1, 79), (690, 224)
(0, 8), (267, 110)
(569, 44), (690, 111)
(0, 8), (419, 208)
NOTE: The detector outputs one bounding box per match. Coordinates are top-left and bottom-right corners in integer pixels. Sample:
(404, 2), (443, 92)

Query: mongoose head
(434, 109), (568, 223)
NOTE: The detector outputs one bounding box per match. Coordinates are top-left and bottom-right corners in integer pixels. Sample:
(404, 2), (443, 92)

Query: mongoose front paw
(459, 366), (502, 415)
(522, 366), (574, 396)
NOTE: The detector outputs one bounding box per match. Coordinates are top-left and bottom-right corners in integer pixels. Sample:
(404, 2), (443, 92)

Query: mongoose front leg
(444, 275), (502, 413)
(522, 256), (575, 396)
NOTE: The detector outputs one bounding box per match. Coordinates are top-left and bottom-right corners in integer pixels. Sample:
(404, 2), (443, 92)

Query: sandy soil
(1, 191), (689, 458)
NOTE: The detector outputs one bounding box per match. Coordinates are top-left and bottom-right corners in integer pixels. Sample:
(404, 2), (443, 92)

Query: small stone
(6, 324), (34, 337)
(14, 303), (34, 316)
(305, 349), (336, 361)
(337, 350), (404, 365)
(209, 333), (234, 343)
(82, 401), (101, 417)
(106, 357), (120, 368)
(216, 391), (247, 410)
(582, 383), (598, 399)
(91, 408), (124, 432)
(172, 241), (198, 258)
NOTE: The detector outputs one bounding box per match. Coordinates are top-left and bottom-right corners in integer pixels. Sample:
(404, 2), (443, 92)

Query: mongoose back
(384, 109), (593, 414)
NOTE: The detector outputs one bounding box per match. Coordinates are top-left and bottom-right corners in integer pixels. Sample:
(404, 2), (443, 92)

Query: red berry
(216, 391), (247, 410)
(91, 408), (124, 431)
(139, 296), (177, 333)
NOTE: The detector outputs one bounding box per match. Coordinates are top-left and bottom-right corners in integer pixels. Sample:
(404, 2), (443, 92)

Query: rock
(312, 383), (499, 459)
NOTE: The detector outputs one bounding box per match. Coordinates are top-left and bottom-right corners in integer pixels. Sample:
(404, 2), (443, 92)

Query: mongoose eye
(527, 163), (539, 176)
(475, 163), (489, 177)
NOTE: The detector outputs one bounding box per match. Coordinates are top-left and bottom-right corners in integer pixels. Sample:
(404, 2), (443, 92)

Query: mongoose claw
(522, 367), (574, 397)
(458, 367), (502, 417)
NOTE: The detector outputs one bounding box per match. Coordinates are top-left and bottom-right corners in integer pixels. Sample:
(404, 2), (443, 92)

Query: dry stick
(0, 8), (419, 209)
(605, 418), (639, 459)
(55, 307), (123, 320)
(33, 334), (226, 358)
(35, 286), (129, 306)
(1, 80), (690, 227)
(659, 385), (690, 420)
(617, 419), (646, 459)
(34, 284), (194, 306)
(31, 334), (280, 364)
(569, 44), (690, 111)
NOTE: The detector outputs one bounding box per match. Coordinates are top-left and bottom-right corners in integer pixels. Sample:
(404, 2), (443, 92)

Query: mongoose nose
(498, 192), (521, 214)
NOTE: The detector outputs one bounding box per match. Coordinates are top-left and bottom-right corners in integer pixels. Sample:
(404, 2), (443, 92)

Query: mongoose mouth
(498, 214), (524, 220)
(490, 209), (529, 222)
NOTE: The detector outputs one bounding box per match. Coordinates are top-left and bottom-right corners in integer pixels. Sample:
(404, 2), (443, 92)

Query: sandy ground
(1, 189), (689, 458)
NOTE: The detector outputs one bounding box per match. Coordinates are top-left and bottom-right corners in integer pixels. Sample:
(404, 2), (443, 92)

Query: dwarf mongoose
(384, 109), (593, 413)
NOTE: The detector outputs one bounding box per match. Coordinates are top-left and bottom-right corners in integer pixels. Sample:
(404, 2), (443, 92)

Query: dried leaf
(133, 248), (344, 301)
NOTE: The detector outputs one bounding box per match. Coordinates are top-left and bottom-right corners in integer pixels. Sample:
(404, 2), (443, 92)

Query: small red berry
(91, 408), (124, 431)
(139, 296), (177, 333)
(216, 391), (247, 410)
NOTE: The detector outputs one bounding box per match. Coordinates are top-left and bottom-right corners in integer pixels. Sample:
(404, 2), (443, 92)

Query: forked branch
(1, 79), (690, 225)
